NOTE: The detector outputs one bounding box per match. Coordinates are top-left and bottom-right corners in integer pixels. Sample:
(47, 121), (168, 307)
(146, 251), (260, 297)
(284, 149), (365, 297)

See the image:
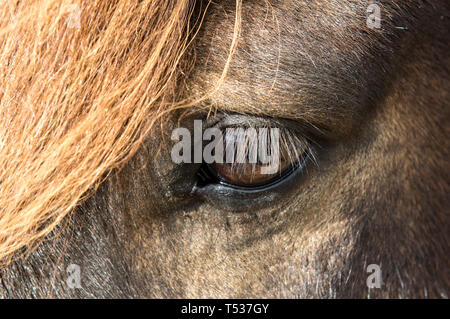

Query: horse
(0, 0), (448, 298)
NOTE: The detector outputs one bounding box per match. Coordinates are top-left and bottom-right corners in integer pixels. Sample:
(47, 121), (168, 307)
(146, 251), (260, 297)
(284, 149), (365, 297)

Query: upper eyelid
(202, 112), (314, 161)
(204, 112), (315, 136)
(200, 112), (325, 166)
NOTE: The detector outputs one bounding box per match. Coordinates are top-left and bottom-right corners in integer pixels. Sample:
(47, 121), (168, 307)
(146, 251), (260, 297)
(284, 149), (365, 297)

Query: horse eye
(208, 158), (297, 188)
(197, 127), (310, 189)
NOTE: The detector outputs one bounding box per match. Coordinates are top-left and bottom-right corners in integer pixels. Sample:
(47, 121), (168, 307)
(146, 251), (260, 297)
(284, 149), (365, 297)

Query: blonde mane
(0, 0), (241, 265)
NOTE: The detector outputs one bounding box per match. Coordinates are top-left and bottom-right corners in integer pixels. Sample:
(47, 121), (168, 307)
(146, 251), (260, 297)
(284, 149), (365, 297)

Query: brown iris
(205, 128), (309, 188)
(209, 160), (293, 186)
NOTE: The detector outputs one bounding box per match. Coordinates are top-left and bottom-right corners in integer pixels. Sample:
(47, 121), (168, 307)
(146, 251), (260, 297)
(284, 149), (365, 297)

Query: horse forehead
(185, 1), (388, 127)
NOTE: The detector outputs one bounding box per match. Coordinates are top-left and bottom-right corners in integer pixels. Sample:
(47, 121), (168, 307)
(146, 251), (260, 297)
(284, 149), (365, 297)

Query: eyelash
(196, 126), (315, 190)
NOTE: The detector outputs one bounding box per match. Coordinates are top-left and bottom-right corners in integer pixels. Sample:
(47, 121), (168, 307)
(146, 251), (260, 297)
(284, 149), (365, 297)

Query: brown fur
(0, 0), (449, 298)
